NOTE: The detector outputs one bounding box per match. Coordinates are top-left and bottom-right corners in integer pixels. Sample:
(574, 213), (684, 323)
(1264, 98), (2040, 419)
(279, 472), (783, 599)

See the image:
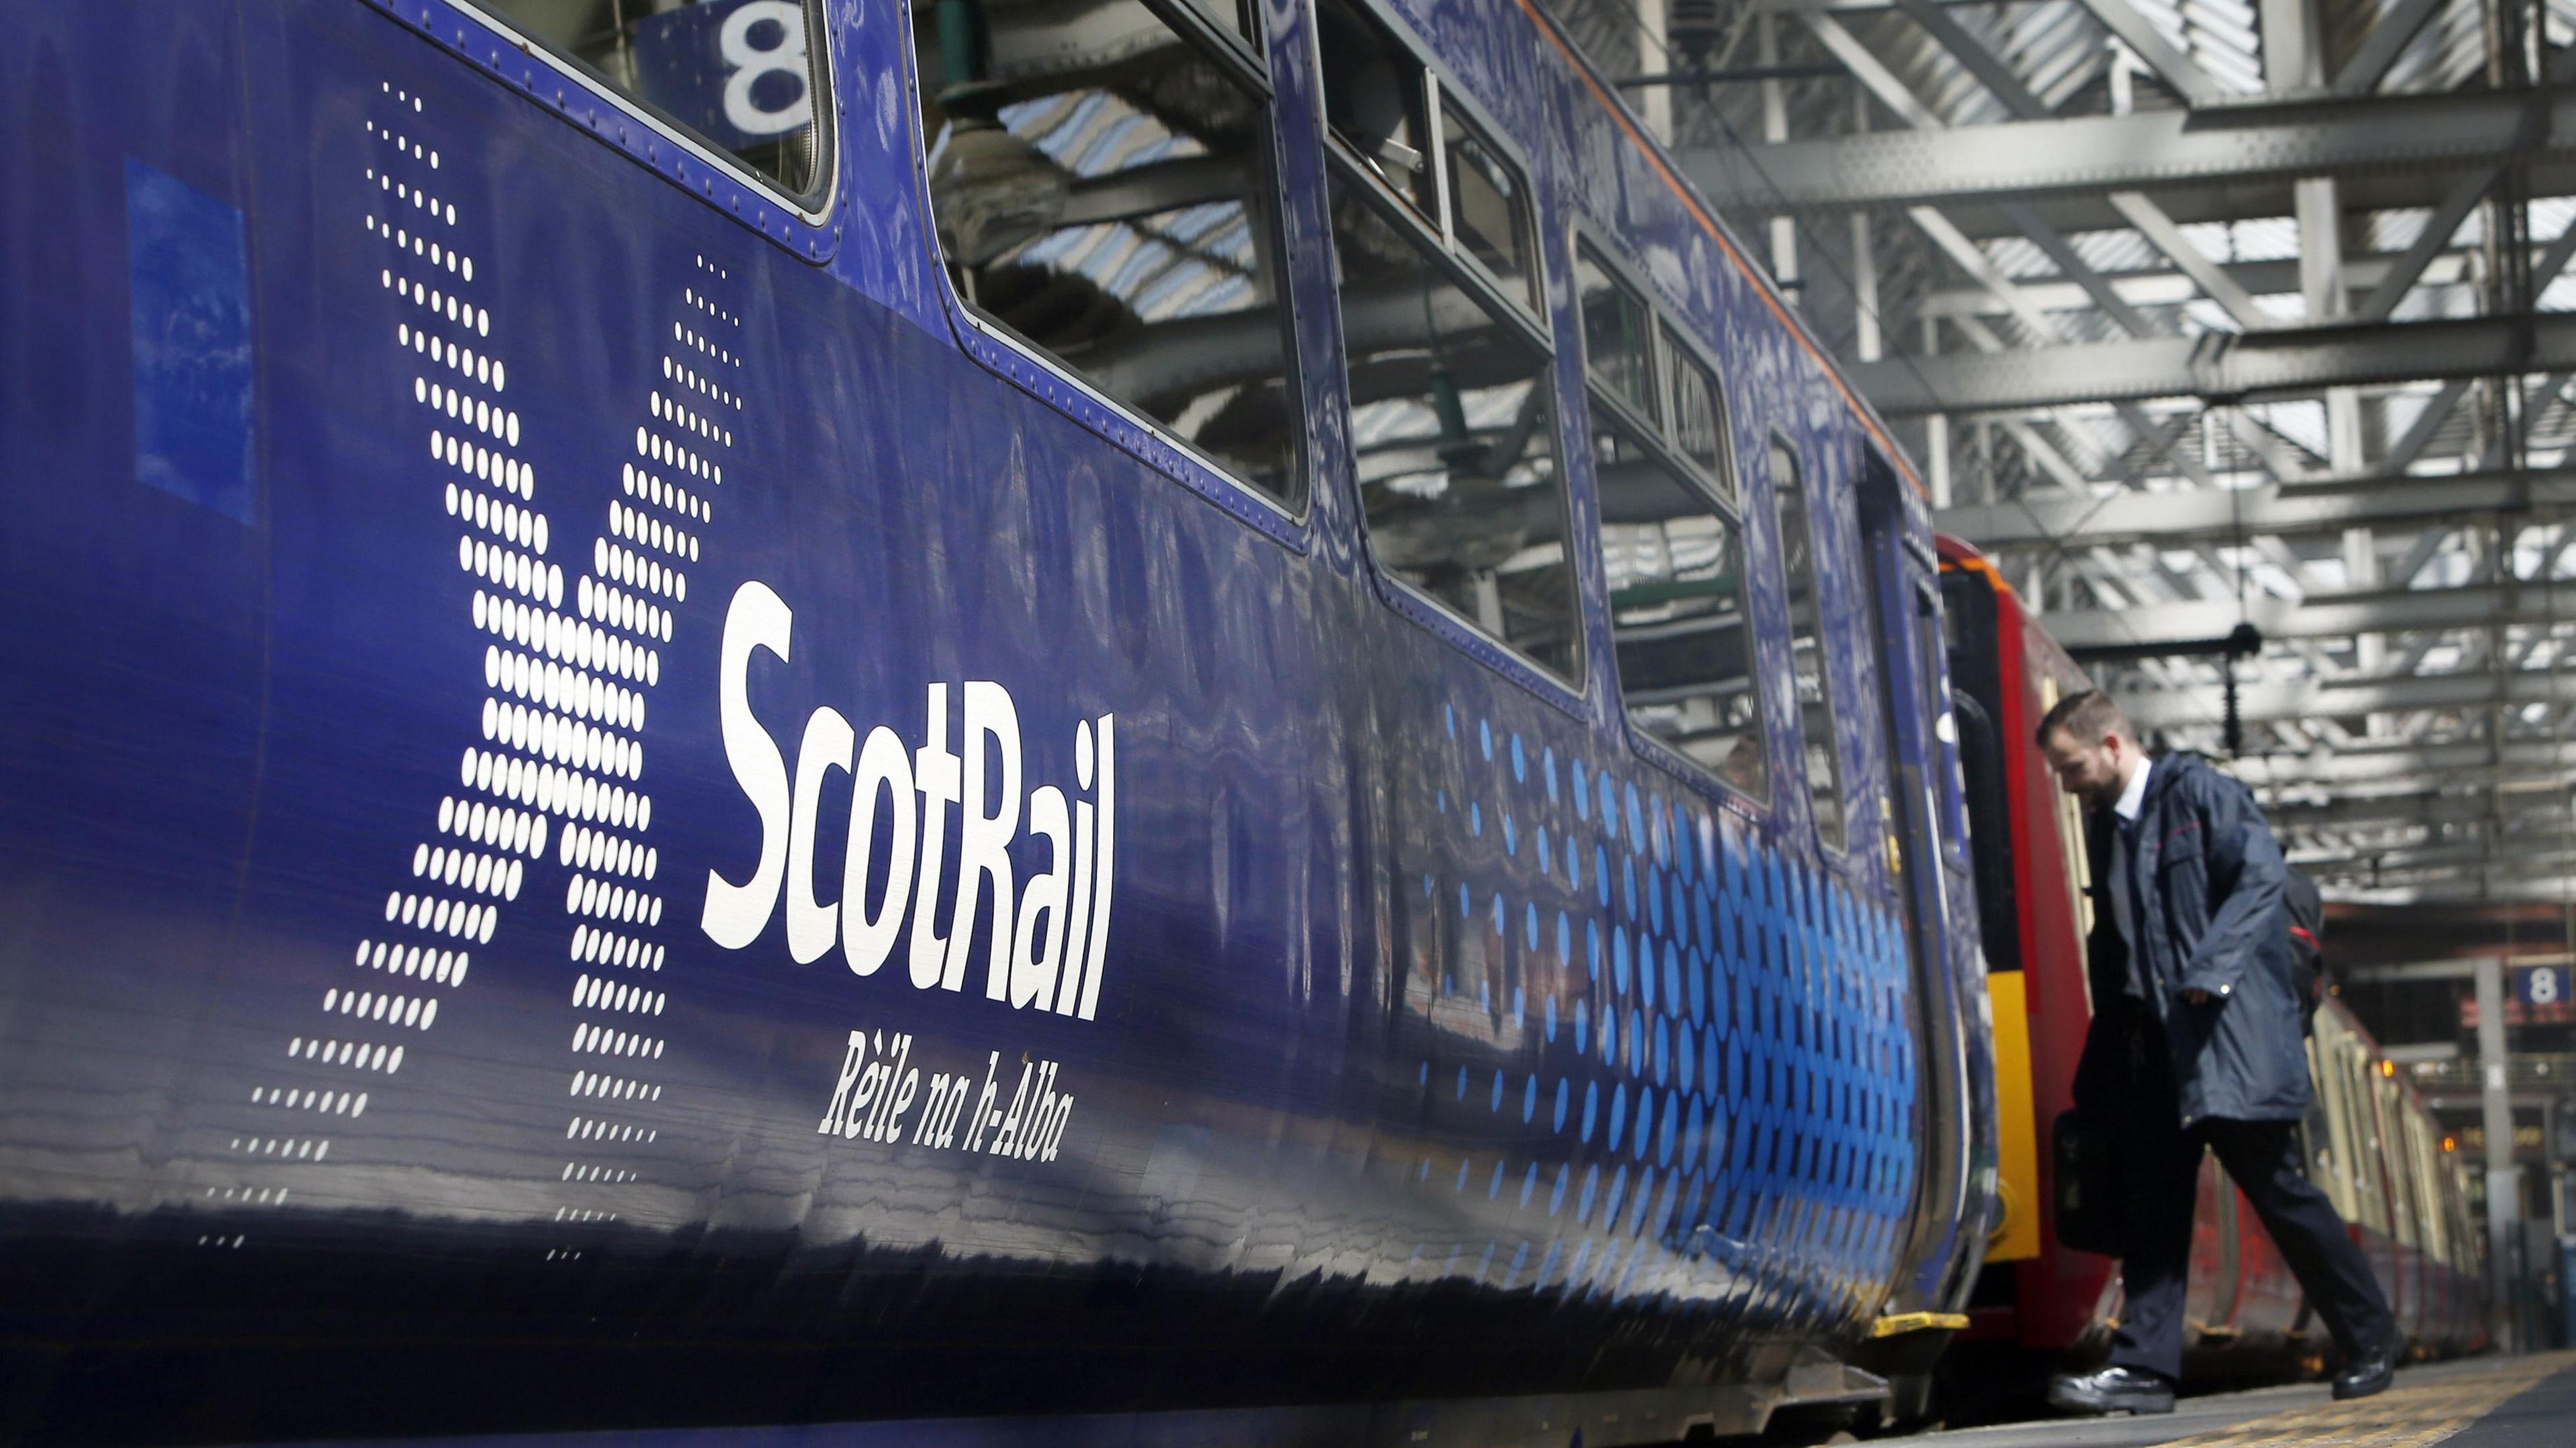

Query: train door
(1856, 447), (1984, 1314)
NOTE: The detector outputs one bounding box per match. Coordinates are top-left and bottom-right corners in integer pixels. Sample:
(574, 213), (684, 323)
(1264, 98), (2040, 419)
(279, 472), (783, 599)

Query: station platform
(1868, 1352), (2576, 1448)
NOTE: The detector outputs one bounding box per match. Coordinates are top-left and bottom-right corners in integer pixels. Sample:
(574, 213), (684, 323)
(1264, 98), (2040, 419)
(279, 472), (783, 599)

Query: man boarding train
(2037, 691), (2398, 1414)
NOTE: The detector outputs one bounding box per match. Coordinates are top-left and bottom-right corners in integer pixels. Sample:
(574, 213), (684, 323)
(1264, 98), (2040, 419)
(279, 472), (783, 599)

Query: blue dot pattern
(1403, 708), (1917, 1328)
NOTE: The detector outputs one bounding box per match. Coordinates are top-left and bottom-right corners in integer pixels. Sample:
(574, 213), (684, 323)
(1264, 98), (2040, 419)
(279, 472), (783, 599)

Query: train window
(472, 0), (831, 199)
(1574, 245), (1656, 424)
(1175, 0), (1259, 48)
(1664, 336), (1728, 498)
(2407, 1112), (2448, 1264)
(2343, 1044), (2390, 1235)
(1591, 406), (1767, 798)
(1769, 436), (1845, 852)
(914, 0), (1302, 508)
(1316, 0), (1436, 217)
(2378, 1077), (2420, 1250)
(1316, 0), (1542, 324)
(2307, 1029), (2359, 1222)
(1439, 105), (1537, 311)
(1328, 168), (1580, 681)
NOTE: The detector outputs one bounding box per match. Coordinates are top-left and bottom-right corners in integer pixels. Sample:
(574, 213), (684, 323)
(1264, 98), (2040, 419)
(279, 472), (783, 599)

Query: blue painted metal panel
(0, 0), (1992, 1439)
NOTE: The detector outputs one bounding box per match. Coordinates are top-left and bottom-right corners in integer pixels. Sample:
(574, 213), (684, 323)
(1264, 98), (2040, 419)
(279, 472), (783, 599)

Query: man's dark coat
(2072, 753), (2306, 1127)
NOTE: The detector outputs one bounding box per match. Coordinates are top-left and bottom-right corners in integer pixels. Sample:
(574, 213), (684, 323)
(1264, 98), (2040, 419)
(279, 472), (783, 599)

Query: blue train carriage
(0, 0), (1994, 1441)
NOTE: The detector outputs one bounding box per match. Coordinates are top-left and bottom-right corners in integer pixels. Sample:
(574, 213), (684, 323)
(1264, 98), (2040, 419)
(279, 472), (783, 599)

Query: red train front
(1934, 537), (2488, 1404)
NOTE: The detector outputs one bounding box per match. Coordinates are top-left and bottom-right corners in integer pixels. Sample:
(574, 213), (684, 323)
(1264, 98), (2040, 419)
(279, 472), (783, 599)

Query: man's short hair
(2036, 689), (2131, 750)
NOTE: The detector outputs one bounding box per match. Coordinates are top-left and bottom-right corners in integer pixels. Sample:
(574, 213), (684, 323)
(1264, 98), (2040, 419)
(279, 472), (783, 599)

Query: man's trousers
(2105, 1031), (2396, 1382)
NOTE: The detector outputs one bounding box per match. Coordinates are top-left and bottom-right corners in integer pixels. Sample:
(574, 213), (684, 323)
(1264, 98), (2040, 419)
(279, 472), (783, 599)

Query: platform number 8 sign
(2518, 964), (2570, 1017)
(720, 1), (812, 137)
(631, 0), (814, 154)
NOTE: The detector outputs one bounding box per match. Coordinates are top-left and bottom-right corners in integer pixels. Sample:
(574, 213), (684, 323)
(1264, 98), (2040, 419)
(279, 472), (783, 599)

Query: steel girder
(1918, 254), (2458, 319)
(1852, 314), (2576, 414)
(2334, 876), (2576, 903)
(1935, 469), (2576, 546)
(1684, 85), (2576, 214)
(2288, 821), (2576, 871)
(2040, 581), (2576, 650)
(2267, 787), (2576, 831)
(2115, 667), (2576, 726)
(1894, 171), (2576, 244)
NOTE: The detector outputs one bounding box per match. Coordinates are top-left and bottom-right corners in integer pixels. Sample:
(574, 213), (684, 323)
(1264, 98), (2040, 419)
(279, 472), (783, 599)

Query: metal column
(2477, 954), (2520, 1349)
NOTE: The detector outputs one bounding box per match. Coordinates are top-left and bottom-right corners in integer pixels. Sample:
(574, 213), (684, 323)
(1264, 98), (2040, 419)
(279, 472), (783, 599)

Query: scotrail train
(14, 0), (2009, 1440)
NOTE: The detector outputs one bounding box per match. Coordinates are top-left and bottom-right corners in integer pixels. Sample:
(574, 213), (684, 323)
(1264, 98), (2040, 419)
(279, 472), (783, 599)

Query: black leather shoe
(2047, 1366), (2177, 1416)
(2332, 1349), (2396, 1400)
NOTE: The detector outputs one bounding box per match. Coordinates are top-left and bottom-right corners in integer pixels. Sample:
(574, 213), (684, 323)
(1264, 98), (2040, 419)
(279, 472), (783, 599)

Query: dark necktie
(2108, 814), (2141, 995)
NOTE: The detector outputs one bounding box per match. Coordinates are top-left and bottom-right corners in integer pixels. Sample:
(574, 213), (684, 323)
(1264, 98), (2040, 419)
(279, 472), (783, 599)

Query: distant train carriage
(0, 0), (1997, 1442)
(1936, 537), (2486, 1402)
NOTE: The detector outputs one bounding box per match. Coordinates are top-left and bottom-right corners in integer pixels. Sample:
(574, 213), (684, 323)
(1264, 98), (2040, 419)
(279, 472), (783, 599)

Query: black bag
(2053, 1108), (2123, 1256)
(2284, 868), (2328, 1032)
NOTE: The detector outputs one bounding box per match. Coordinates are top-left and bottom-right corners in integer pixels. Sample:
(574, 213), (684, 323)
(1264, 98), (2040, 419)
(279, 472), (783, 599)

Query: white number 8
(2533, 968), (2563, 1006)
(720, 1), (812, 137)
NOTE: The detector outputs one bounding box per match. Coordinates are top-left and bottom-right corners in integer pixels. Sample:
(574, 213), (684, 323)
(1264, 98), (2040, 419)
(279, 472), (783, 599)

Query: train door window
(473, 0), (832, 198)
(914, 0), (1302, 508)
(1902, 568), (1958, 862)
(1769, 436), (1845, 852)
(1574, 245), (1655, 423)
(1590, 409), (1766, 797)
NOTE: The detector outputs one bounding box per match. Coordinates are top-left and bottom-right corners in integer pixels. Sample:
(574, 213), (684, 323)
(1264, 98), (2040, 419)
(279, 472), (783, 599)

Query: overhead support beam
(1851, 313), (2576, 414)
(1887, 0), (2047, 121)
(2106, 192), (2272, 331)
(2269, 788), (2575, 831)
(2335, 877), (2576, 905)
(2333, 0), (2451, 96)
(2338, 956), (2576, 985)
(2042, 581), (2575, 650)
(2074, 0), (2227, 107)
(2114, 667), (2576, 728)
(1684, 85), (2576, 213)
(2353, 168), (2495, 323)
(1917, 252), (2457, 319)
(1937, 466), (2576, 545)
(2317, 842), (2576, 881)
(2226, 738), (2576, 788)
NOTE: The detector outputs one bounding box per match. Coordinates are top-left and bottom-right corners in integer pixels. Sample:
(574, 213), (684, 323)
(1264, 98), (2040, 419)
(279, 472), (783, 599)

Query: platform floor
(1868, 1352), (2576, 1448)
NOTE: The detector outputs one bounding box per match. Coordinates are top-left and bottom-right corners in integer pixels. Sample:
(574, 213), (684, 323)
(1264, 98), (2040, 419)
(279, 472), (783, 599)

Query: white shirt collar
(2112, 754), (2152, 823)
